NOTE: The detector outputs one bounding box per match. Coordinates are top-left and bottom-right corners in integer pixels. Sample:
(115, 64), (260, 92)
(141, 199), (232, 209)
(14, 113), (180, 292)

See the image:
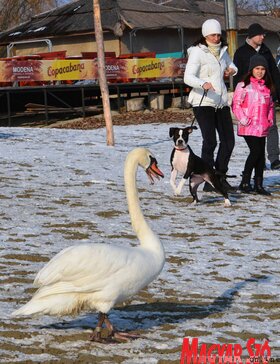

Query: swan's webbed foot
(90, 326), (106, 343)
(90, 330), (140, 343)
(90, 312), (109, 342)
(89, 312), (140, 343)
(112, 331), (140, 342)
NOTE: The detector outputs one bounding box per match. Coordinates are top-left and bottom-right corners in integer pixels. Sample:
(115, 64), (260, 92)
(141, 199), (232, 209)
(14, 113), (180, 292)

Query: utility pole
(224, 0), (238, 59)
(224, 0), (238, 90)
(93, 0), (115, 146)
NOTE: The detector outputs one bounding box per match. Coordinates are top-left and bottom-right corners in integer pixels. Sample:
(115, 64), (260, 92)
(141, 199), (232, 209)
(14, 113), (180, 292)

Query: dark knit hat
(248, 23), (265, 38)
(249, 54), (268, 71)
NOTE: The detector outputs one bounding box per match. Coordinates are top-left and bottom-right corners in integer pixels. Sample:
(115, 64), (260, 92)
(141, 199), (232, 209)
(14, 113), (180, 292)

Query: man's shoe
(271, 160), (280, 170)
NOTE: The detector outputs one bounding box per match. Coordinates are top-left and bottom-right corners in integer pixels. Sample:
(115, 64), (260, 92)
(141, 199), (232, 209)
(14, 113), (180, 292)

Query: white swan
(12, 147), (165, 342)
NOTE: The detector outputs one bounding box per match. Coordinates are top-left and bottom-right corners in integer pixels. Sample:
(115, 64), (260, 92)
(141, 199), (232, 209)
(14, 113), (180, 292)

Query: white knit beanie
(202, 19), (221, 37)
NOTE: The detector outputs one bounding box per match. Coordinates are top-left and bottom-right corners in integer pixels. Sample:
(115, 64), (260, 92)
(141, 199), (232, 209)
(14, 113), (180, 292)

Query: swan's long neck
(124, 154), (162, 252)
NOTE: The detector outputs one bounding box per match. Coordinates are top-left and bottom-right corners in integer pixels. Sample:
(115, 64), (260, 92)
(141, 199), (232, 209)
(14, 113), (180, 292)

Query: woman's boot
(239, 172), (253, 193)
(215, 171), (236, 192)
(254, 177), (271, 196)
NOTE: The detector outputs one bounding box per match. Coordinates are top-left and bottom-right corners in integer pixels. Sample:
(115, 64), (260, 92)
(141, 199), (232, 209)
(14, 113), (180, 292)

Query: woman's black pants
(193, 106), (235, 173)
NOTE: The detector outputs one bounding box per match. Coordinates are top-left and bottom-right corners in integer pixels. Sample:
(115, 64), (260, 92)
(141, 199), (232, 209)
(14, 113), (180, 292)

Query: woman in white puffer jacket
(184, 19), (238, 192)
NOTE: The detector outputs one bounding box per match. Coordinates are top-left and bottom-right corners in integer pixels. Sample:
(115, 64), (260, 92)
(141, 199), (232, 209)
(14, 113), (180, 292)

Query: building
(0, 0), (279, 59)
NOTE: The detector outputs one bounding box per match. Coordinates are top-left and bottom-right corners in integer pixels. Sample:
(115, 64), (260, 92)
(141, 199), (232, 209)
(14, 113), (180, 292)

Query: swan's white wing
(34, 243), (138, 291)
(13, 245), (158, 317)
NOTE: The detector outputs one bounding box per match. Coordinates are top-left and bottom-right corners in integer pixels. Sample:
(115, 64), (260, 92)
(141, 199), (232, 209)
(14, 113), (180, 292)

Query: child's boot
(239, 172), (253, 193)
(254, 176), (271, 196)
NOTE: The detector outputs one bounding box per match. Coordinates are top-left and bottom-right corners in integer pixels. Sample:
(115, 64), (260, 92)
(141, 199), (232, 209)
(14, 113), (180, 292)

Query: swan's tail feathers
(11, 293), (85, 317)
(12, 299), (50, 317)
(12, 281), (97, 317)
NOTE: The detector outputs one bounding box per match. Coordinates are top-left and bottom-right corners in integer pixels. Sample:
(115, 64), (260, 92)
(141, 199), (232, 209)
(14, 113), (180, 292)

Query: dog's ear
(187, 126), (198, 133)
(169, 127), (176, 138)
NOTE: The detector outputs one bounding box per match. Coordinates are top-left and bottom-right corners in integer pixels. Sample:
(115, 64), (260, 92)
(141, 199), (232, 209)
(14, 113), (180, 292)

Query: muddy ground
(0, 112), (279, 363)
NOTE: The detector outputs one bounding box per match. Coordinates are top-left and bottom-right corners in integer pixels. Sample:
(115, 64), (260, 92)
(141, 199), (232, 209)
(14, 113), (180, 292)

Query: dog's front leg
(175, 178), (187, 195)
(170, 169), (178, 194)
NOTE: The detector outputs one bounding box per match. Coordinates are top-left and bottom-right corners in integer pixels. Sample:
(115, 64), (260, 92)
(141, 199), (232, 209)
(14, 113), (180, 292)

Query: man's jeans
(267, 105), (280, 164)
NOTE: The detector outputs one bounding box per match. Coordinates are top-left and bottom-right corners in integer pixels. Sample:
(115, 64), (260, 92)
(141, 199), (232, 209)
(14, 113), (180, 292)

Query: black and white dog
(169, 126), (231, 207)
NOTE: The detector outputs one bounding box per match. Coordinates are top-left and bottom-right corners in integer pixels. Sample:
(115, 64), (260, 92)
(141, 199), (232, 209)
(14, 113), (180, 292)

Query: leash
(188, 90), (237, 179)
(139, 90), (208, 147)
(142, 91), (208, 147)
(190, 89), (208, 128)
(215, 170), (237, 179)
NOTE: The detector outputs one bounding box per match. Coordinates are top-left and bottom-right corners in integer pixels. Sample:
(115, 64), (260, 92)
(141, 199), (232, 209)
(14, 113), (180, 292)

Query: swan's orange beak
(146, 158), (164, 184)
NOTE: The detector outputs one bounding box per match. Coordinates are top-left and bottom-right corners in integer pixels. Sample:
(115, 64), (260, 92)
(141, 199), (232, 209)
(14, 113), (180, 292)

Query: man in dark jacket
(233, 23), (280, 170)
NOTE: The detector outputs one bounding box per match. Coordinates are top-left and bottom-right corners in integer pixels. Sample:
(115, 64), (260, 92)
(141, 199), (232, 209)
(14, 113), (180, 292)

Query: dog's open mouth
(146, 158), (164, 184)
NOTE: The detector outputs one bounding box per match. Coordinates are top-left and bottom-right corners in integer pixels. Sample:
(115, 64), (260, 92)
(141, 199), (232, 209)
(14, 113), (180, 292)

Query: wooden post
(93, 0), (115, 146)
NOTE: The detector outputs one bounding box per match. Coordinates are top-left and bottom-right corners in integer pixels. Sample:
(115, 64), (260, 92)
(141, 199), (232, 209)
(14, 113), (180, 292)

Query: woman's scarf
(206, 41), (221, 59)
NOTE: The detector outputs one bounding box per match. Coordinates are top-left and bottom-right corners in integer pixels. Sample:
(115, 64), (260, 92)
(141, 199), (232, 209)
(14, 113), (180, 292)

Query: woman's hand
(239, 118), (250, 126)
(224, 67), (235, 77)
(202, 82), (215, 91)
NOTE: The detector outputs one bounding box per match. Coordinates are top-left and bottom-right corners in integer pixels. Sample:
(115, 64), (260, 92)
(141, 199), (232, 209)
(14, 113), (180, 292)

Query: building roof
(0, 0), (279, 45)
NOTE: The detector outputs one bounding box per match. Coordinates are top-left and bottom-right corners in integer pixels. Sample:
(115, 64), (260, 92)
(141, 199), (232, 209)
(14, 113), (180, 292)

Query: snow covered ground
(0, 123), (279, 363)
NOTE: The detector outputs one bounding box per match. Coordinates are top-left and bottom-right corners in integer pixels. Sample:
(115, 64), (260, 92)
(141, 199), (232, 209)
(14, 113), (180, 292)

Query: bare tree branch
(0, 0), (64, 31)
(236, 0), (280, 16)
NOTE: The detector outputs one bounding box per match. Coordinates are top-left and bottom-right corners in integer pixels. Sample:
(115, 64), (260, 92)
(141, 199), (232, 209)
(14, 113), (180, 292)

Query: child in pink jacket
(232, 54), (274, 195)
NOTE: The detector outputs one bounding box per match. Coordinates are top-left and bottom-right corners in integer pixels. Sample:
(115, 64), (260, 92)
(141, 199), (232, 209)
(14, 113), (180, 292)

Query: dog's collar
(175, 147), (187, 151)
